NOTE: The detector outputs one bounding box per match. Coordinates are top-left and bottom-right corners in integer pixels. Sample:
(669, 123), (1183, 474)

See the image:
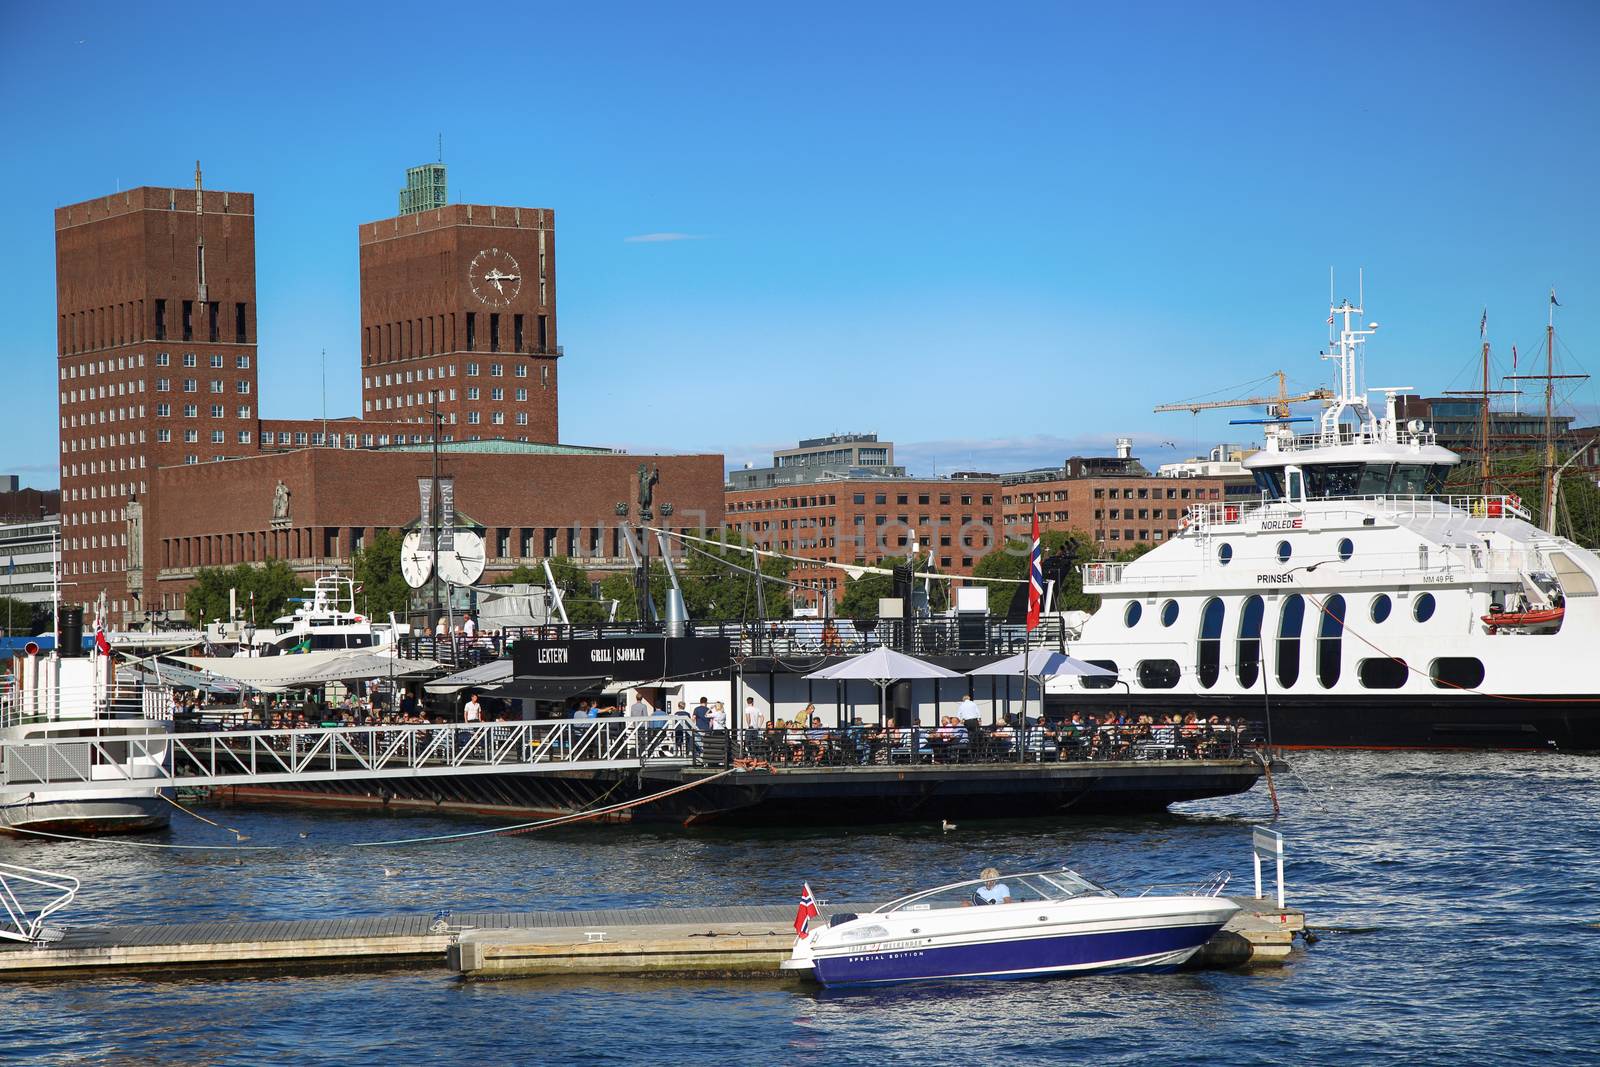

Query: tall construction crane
(1154, 371), (1333, 419)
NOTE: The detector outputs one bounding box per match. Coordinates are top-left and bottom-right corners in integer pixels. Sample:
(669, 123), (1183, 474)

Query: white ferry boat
(1054, 298), (1600, 749)
(1, 628), (171, 835)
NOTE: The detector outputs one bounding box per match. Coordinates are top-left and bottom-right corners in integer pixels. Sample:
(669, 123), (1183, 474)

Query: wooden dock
(0, 899), (1304, 979)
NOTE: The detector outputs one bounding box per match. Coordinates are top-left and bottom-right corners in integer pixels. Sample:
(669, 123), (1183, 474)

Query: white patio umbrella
(805, 647), (965, 726)
(968, 650), (1116, 761)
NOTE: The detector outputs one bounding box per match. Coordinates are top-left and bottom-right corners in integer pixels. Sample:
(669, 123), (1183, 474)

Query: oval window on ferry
(1160, 600), (1179, 627)
(1081, 659), (1119, 690)
(1276, 540), (1292, 564)
(1370, 594), (1392, 623)
(1218, 543), (1233, 566)
(1338, 537), (1354, 561)
(1137, 659), (1182, 689)
(1317, 594), (1346, 688)
(1276, 594), (1304, 689)
(1430, 657), (1485, 690)
(1197, 597), (1225, 689)
(1124, 601), (1142, 627)
(1236, 595), (1264, 689)
(1414, 592), (1436, 622)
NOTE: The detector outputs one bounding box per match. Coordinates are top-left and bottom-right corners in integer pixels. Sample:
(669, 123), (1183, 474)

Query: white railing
(1179, 494), (1531, 534)
(1276, 427), (1437, 452)
(0, 718), (695, 793)
(1, 681), (155, 731)
(0, 861), (80, 943)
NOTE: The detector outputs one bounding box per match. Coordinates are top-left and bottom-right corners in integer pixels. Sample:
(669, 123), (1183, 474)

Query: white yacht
(246, 575), (391, 656)
(1054, 297), (1600, 749)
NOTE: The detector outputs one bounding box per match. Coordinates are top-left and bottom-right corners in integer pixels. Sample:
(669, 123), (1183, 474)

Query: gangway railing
(0, 718), (694, 796)
(0, 861), (80, 943)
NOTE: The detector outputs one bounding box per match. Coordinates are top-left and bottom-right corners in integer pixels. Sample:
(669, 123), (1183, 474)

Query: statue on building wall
(637, 463), (659, 518)
(272, 480), (291, 522)
(125, 499), (143, 573)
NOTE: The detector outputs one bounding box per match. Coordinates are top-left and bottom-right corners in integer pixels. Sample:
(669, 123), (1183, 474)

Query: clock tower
(358, 191), (559, 443)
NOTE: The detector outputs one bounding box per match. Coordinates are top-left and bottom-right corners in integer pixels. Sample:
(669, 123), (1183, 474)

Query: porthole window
(1358, 657), (1409, 689)
(1338, 537), (1355, 561)
(1276, 540), (1292, 564)
(1414, 592), (1436, 622)
(1124, 601), (1142, 627)
(1430, 657), (1485, 689)
(1137, 659), (1182, 689)
(1081, 660), (1119, 690)
(1160, 600), (1179, 627)
(1370, 594), (1392, 623)
(1218, 543), (1233, 566)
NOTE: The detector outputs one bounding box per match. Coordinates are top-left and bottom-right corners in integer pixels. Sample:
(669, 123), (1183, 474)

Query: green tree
(969, 529), (1097, 614)
(0, 596), (45, 637)
(837, 555), (906, 620)
(677, 529), (793, 620)
(185, 559), (303, 625)
(492, 559), (612, 624)
(352, 530), (412, 621)
(495, 564), (542, 586)
(1448, 448), (1600, 548)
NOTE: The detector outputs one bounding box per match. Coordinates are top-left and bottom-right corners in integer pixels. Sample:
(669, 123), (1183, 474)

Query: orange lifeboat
(1481, 607), (1564, 631)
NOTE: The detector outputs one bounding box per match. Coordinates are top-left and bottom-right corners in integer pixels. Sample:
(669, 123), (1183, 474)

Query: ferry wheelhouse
(1056, 299), (1600, 749)
(247, 576), (388, 656)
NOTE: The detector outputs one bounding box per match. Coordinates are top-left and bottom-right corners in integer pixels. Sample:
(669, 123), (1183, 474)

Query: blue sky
(4, 1), (1598, 488)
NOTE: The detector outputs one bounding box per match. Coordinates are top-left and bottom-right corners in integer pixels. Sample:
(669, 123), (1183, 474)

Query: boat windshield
(877, 868), (1114, 913)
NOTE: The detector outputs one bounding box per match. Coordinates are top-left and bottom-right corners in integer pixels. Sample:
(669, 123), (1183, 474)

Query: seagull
(298, 831), (310, 839)
(380, 866), (400, 878)
(941, 819), (957, 832)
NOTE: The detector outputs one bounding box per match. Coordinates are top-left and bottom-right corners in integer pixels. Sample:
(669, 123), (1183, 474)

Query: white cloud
(623, 232), (705, 244)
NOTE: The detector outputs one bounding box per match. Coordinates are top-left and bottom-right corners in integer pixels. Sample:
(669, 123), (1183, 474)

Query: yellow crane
(1154, 371), (1333, 419)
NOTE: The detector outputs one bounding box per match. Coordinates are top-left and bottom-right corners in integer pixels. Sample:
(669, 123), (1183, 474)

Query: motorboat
(782, 866), (1237, 987)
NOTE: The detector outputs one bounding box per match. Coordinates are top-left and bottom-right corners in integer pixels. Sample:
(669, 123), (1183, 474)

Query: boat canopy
(874, 868), (1115, 913)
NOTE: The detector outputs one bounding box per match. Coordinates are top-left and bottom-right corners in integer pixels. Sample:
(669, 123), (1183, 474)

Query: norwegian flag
(1026, 510), (1043, 632)
(794, 883), (819, 936)
(93, 606), (112, 656)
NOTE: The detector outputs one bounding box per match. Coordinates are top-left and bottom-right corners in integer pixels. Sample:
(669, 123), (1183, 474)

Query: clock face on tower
(469, 248), (522, 308)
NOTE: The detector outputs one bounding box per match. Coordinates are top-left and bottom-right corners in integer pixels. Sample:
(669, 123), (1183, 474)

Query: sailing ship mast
(1505, 290), (1589, 533)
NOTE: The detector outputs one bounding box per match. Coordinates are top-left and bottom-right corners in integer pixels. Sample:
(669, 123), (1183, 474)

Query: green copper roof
(378, 440), (617, 456)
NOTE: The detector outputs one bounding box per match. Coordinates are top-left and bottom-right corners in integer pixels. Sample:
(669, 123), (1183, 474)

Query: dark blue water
(3, 751), (1598, 1064)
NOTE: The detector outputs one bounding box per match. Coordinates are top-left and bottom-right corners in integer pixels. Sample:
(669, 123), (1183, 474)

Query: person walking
(462, 692), (483, 723)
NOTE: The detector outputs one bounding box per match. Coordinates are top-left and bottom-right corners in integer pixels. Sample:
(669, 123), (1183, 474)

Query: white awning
(424, 659), (515, 694)
(173, 650), (443, 690)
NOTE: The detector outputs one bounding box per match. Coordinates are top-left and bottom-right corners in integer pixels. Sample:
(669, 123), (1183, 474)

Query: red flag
(94, 616), (112, 656)
(794, 883), (819, 936)
(1026, 510), (1043, 632)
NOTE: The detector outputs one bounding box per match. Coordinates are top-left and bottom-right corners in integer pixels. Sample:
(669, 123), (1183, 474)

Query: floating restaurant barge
(217, 620), (1271, 826)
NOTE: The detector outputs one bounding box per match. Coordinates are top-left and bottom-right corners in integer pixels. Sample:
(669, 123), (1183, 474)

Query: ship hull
(1046, 692), (1600, 751)
(0, 793), (170, 836)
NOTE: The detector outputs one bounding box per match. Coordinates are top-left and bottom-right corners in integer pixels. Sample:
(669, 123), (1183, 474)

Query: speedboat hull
(799, 896), (1238, 988)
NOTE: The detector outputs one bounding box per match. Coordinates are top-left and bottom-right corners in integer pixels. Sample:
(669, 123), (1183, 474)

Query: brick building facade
(725, 477), (1004, 609)
(359, 204), (559, 442)
(1001, 462), (1233, 550)
(53, 171), (721, 626)
(148, 446), (724, 616)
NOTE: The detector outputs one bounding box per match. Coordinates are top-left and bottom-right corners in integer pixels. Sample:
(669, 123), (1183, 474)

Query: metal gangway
(0, 719), (696, 797)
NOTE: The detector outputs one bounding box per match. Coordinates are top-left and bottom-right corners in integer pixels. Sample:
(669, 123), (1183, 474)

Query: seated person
(969, 867), (1013, 905)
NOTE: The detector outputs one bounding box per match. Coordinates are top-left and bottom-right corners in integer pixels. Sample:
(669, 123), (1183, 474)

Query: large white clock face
(400, 530), (433, 589)
(469, 248), (522, 308)
(437, 530), (486, 587)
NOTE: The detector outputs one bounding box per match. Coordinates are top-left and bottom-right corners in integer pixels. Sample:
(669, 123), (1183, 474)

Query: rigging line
(1298, 591), (1600, 705)
(158, 792), (252, 841)
(649, 526), (1029, 584)
(349, 767), (738, 847)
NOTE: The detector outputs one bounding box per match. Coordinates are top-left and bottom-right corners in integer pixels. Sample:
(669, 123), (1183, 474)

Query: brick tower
(358, 182), (559, 444)
(54, 166), (259, 623)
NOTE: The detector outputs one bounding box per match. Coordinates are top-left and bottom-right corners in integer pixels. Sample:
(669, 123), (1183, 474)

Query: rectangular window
(466, 386), (479, 400)
(182, 300), (193, 341)
(211, 354), (224, 368)
(183, 404), (197, 417)
(490, 363), (503, 376)
(207, 302), (219, 342)
(156, 378), (170, 392)
(210, 380), (224, 393)
(294, 432), (307, 445)
(236, 380), (250, 394)
(238, 430), (251, 443)
(490, 387), (504, 401)
(211, 430), (225, 443)
(310, 433), (323, 445)
(183, 353), (196, 367)
(515, 411), (528, 425)
(537, 314), (549, 349)
(210, 404), (224, 417)
(184, 429), (198, 443)
(491, 411), (504, 425)
(514, 314), (524, 352)
(489, 313), (500, 352)
(155, 403), (170, 416)
(156, 352), (169, 367)
(465, 313), (476, 351)
(155, 300), (167, 340)
(466, 362), (479, 376)
(874, 493), (887, 505)
(236, 354), (249, 369)
(156, 429), (170, 442)
(515, 388), (527, 401)
(185, 455), (197, 465)
(467, 411), (480, 425)
(514, 362), (528, 377)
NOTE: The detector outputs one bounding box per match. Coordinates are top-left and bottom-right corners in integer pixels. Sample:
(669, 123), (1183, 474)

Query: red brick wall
(358, 204), (558, 443)
(725, 478), (1004, 607)
(1001, 475), (1232, 550)
(151, 448), (725, 610)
